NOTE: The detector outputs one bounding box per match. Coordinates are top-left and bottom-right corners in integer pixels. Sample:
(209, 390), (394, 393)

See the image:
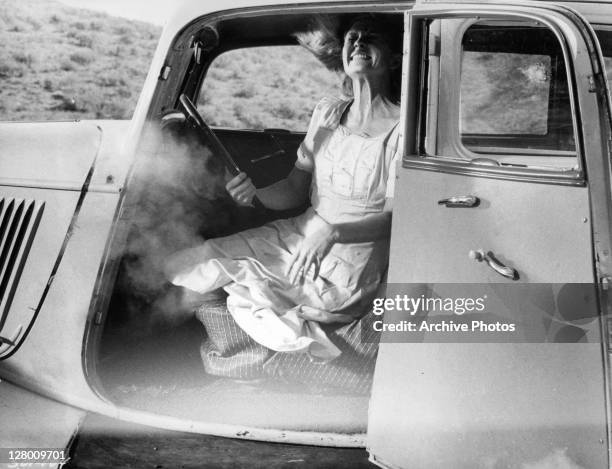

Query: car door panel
(369, 342), (608, 469)
(368, 4), (611, 467)
(388, 169), (593, 284)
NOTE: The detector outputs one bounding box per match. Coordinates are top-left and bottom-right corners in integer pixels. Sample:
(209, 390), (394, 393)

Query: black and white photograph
(1, 0), (612, 467)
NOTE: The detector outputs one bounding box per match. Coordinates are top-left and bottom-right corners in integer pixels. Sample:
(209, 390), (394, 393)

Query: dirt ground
(65, 414), (376, 469)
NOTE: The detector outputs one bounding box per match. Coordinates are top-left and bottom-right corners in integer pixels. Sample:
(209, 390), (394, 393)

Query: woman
(165, 14), (402, 369)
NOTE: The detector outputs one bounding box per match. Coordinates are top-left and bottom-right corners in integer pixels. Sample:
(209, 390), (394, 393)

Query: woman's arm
(287, 199), (393, 284)
(225, 167), (311, 210)
(256, 167), (311, 210)
(332, 200), (393, 243)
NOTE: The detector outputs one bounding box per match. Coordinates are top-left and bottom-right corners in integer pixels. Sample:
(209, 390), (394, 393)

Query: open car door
(368, 2), (612, 468)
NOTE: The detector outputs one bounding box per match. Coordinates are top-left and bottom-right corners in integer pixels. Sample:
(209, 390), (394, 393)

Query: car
(2, 0), (612, 467)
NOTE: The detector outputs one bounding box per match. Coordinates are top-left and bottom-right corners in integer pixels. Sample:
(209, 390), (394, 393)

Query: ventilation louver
(0, 198), (45, 352)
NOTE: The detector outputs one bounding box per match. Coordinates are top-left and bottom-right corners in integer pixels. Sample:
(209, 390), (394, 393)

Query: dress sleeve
(294, 99), (327, 173)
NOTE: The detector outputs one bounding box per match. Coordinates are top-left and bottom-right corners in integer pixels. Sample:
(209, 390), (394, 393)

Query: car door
(368, 3), (612, 468)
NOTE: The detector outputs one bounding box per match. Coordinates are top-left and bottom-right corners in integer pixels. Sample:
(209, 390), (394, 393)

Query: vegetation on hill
(1, 0), (576, 137)
(0, 0), (341, 130)
(198, 47), (340, 131)
(0, 0), (160, 121)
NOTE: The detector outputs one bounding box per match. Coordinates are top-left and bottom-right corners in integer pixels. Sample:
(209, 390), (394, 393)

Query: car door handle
(469, 249), (519, 280)
(438, 195), (480, 207)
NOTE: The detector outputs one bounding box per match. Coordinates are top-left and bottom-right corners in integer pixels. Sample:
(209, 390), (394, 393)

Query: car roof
(161, 0), (612, 41)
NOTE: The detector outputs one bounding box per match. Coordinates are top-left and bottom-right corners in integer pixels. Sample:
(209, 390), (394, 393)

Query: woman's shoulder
(311, 96), (352, 129)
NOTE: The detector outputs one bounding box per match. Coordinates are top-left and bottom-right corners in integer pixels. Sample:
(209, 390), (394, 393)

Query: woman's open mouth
(351, 53), (371, 62)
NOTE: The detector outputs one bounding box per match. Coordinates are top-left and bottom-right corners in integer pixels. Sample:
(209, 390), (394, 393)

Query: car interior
(87, 9), (402, 433)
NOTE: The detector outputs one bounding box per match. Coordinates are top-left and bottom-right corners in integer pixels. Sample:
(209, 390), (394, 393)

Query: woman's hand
(225, 172), (256, 207)
(288, 218), (338, 284)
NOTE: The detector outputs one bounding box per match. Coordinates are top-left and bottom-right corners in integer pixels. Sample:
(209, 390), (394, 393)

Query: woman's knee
(163, 241), (220, 282)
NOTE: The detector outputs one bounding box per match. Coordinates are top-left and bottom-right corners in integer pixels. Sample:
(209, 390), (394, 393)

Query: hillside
(0, 0), (341, 129)
(1, 1), (552, 134)
(0, 0), (160, 121)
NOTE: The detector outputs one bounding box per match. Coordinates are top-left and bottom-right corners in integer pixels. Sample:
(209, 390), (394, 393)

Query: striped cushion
(195, 301), (272, 379)
(195, 300), (380, 393)
(263, 314), (380, 394)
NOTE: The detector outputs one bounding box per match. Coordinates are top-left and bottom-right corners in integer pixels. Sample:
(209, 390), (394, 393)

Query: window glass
(458, 22), (576, 157)
(197, 46), (340, 131)
(461, 52), (551, 135)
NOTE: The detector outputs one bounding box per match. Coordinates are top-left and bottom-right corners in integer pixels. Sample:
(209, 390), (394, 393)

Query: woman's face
(342, 20), (393, 79)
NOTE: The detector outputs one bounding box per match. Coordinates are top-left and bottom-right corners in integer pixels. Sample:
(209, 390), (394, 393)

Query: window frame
(405, 10), (586, 187)
(161, 4), (414, 132)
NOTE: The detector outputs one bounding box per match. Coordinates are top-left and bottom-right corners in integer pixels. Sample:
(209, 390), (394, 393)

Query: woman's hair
(295, 13), (403, 103)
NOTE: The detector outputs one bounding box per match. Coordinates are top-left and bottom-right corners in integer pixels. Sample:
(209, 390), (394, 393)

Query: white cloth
(166, 97), (400, 360)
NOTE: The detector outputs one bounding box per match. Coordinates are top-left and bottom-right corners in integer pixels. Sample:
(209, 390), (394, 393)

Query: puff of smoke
(117, 122), (231, 333)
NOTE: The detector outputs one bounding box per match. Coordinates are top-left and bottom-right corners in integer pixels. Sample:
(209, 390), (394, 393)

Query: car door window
(428, 18), (578, 170)
(460, 23), (575, 155)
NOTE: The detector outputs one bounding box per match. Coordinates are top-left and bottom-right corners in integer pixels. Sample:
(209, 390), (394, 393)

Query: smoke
(112, 118), (234, 334)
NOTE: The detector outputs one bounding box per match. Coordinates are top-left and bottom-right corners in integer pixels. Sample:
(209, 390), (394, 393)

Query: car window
(197, 46), (340, 131)
(459, 22), (575, 157)
(425, 19), (578, 169)
(461, 52), (551, 137)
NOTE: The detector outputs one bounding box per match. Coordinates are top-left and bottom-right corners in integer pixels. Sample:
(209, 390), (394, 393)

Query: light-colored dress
(165, 97), (400, 360)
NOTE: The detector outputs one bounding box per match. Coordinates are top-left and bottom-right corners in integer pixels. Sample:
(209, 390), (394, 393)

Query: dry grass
(198, 47), (341, 131)
(1, 0), (554, 134)
(0, 0), (341, 129)
(0, 0), (159, 120)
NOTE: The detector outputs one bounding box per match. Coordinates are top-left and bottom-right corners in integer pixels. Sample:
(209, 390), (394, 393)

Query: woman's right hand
(225, 172), (256, 206)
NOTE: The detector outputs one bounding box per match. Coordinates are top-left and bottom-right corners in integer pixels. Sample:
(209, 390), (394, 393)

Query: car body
(2, 0), (612, 467)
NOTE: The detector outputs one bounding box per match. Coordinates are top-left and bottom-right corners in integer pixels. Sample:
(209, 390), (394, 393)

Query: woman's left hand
(288, 219), (338, 284)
